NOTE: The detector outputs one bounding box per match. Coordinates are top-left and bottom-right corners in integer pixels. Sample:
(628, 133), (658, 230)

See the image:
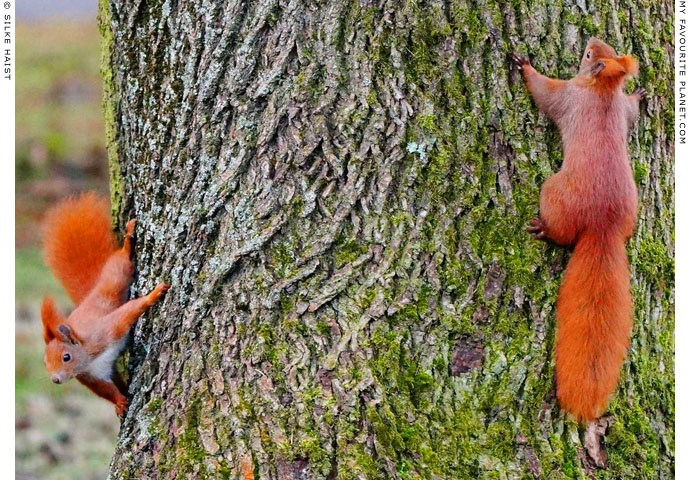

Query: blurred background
(16, 2), (119, 479)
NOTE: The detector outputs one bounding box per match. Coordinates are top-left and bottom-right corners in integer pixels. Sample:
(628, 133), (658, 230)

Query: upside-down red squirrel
(513, 38), (644, 421)
(41, 192), (170, 417)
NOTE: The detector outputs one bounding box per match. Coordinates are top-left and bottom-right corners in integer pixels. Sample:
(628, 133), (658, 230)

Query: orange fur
(40, 193), (170, 417)
(515, 38), (641, 421)
(555, 233), (632, 421)
(42, 192), (118, 304)
(41, 296), (64, 344)
(617, 55), (638, 76)
(77, 374), (128, 417)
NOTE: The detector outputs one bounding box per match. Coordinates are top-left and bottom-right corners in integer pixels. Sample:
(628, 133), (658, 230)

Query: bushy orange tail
(554, 232), (633, 422)
(42, 192), (118, 304)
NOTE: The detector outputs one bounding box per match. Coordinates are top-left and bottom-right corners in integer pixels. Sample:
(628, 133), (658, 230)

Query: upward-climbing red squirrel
(41, 192), (170, 417)
(513, 38), (644, 421)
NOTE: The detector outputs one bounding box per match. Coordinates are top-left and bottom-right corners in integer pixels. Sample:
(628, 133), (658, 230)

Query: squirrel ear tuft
(618, 55), (638, 76)
(41, 297), (68, 344)
(41, 296), (60, 344)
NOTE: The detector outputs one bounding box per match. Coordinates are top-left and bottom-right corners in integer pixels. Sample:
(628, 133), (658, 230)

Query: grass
(15, 248), (65, 301)
(16, 21), (105, 183)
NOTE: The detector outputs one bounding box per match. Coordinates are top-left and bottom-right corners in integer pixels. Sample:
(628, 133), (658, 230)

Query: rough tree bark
(100, 0), (674, 478)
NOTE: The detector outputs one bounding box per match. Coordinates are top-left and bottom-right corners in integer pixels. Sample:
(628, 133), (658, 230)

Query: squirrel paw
(511, 53), (530, 70)
(151, 283), (171, 301)
(633, 87), (647, 99)
(123, 219), (137, 257)
(125, 219), (136, 238)
(115, 398), (128, 418)
(527, 217), (547, 241)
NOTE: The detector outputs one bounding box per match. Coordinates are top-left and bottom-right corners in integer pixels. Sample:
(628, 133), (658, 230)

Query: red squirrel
(40, 192), (170, 417)
(513, 38), (644, 421)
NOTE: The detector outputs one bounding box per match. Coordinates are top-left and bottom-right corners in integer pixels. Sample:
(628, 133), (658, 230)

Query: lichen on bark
(102, 0), (674, 478)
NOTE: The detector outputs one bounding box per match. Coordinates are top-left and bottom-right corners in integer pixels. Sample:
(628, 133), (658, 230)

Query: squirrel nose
(52, 376), (61, 384)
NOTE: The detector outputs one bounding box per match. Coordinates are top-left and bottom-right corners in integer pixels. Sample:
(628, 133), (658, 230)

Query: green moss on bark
(105, 0), (673, 478)
(98, 0), (124, 221)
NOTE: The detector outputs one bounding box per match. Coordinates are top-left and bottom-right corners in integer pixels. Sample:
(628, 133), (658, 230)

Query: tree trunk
(100, 0), (674, 478)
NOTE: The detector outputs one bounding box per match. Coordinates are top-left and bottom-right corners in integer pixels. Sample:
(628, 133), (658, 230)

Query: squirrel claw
(512, 53), (530, 70)
(151, 283), (171, 300)
(527, 218), (547, 241)
(144, 283), (170, 306)
(634, 88), (647, 98)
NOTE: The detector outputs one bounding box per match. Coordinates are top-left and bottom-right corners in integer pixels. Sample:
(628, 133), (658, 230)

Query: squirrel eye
(586, 50), (592, 59)
(62, 353), (71, 362)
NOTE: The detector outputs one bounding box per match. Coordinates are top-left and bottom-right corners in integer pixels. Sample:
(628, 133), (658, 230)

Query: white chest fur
(87, 337), (127, 380)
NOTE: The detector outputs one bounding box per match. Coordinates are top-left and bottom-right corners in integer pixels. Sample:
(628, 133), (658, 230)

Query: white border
(677, 0), (685, 474)
(3, 0), (14, 476)
(3, 1), (681, 478)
